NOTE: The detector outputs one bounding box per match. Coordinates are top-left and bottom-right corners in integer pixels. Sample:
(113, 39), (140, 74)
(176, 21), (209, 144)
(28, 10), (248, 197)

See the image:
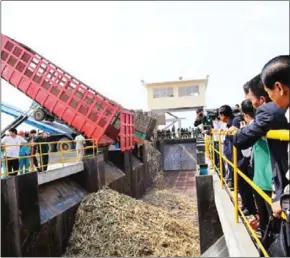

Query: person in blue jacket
(218, 105), (256, 215)
(18, 131), (31, 174)
(230, 73), (289, 219)
(218, 105), (244, 188)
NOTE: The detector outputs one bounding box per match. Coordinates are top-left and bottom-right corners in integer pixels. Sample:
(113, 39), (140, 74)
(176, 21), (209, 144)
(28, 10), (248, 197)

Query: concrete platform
(213, 173), (259, 257)
(201, 236), (229, 257)
(38, 162), (84, 185)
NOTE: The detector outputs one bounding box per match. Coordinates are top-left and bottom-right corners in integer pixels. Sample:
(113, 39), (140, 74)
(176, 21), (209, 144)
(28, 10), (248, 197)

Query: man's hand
(240, 121), (247, 128)
(225, 126), (238, 135)
(272, 201), (282, 218)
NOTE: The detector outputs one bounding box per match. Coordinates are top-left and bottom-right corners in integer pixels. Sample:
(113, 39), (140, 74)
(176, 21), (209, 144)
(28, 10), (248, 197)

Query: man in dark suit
(261, 55), (290, 219)
(229, 74), (289, 219)
(219, 105), (243, 188)
(219, 105), (256, 214)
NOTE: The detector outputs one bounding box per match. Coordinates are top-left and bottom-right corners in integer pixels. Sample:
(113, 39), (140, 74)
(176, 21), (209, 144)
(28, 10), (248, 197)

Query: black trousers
(7, 157), (19, 176)
(39, 153), (49, 172)
(33, 156), (39, 171)
(254, 190), (281, 248)
(238, 166), (257, 215)
(214, 141), (220, 169)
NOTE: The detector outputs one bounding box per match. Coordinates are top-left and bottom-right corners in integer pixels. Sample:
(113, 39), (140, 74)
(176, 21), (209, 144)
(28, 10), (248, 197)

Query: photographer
(194, 108), (213, 135)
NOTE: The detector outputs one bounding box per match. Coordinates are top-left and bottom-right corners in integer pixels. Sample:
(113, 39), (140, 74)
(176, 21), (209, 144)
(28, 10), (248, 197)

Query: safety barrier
(205, 129), (289, 257)
(0, 139), (97, 177)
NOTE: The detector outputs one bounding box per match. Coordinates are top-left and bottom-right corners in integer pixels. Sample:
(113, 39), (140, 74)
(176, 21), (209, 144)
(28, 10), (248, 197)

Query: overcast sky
(1, 1), (289, 130)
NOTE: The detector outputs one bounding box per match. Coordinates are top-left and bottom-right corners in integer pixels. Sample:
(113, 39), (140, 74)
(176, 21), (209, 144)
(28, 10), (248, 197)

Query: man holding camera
(194, 108), (213, 135)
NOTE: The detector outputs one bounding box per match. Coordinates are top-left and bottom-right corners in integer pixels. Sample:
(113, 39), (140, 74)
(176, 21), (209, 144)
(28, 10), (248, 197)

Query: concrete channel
(1, 138), (259, 257)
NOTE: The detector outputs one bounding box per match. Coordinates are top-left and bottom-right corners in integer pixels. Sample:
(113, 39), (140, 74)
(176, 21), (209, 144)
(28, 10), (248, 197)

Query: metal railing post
(29, 142), (34, 172)
(205, 135), (209, 158)
(92, 140), (95, 157)
(233, 146), (239, 223)
(60, 142), (65, 167)
(212, 136), (215, 172)
(218, 135), (224, 187)
(4, 148), (8, 177)
(39, 143), (43, 172)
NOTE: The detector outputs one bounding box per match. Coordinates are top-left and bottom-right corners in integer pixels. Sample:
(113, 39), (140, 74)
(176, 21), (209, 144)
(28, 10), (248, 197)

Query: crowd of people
(197, 55), (289, 256)
(156, 125), (195, 139)
(1, 129), (50, 175)
(1, 128), (90, 176)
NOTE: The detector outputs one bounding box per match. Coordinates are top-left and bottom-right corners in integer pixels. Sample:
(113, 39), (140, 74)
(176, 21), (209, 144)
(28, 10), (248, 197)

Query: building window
(178, 86), (199, 97)
(152, 87), (174, 98)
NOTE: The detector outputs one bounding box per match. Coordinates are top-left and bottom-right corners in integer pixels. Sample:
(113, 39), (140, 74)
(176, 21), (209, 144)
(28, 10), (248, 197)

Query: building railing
(205, 129), (289, 257)
(0, 139), (98, 177)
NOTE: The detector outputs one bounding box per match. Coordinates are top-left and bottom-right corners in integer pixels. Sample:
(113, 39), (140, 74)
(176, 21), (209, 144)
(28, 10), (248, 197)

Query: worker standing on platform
(34, 132), (49, 172)
(1, 128), (26, 176)
(29, 129), (39, 172)
(75, 133), (86, 161)
(18, 131), (31, 174)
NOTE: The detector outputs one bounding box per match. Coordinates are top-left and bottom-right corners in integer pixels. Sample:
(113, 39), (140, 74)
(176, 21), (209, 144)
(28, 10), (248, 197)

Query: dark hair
(9, 128), (17, 134)
(235, 104), (240, 108)
(196, 108), (203, 114)
(219, 105), (233, 118)
(261, 55), (290, 89)
(233, 109), (240, 114)
(248, 74), (271, 102)
(243, 82), (250, 94)
(241, 99), (255, 118)
(30, 129), (37, 134)
(24, 132), (29, 138)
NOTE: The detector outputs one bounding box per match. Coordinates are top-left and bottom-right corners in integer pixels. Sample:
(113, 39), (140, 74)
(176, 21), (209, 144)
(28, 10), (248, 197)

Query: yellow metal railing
(0, 139), (98, 177)
(205, 129), (290, 257)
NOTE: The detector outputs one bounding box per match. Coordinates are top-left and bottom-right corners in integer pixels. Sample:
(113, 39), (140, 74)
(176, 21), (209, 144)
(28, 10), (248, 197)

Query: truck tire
(33, 108), (46, 121)
(57, 137), (73, 152)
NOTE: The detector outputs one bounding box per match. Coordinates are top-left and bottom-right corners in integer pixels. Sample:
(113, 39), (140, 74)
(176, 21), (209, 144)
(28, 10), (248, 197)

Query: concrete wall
(158, 138), (196, 171)
(145, 79), (207, 110)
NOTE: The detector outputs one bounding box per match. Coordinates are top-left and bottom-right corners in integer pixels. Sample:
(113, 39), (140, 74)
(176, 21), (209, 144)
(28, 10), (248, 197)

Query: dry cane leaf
(64, 188), (199, 257)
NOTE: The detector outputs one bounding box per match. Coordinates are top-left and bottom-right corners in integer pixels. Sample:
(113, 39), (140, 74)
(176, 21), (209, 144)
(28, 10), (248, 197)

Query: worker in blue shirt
(18, 131), (31, 174)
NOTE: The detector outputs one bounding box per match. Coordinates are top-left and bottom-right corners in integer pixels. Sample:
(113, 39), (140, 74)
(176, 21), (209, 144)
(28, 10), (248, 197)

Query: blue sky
(1, 1), (289, 130)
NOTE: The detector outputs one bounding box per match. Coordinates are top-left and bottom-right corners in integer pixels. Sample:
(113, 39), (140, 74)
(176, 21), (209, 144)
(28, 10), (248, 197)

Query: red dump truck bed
(1, 34), (134, 151)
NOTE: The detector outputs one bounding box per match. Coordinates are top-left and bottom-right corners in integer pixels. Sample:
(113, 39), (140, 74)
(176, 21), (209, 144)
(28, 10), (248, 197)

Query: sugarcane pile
(142, 189), (197, 219)
(64, 188), (199, 257)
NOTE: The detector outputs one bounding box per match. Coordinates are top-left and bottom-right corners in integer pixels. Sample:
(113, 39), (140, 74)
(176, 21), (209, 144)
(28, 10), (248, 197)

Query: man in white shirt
(75, 133), (86, 161)
(1, 128), (26, 176)
(212, 114), (226, 170)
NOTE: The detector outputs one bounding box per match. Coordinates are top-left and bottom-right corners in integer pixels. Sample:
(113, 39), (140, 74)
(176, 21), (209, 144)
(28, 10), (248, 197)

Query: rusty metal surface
(131, 155), (143, 170)
(1, 176), (22, 257)
(21, 204), (79, 257)
(104, 161), (125, 186)
(163, 142), (196, 171)
(38, 179), (87, 223)
(131, 156), (145, 199)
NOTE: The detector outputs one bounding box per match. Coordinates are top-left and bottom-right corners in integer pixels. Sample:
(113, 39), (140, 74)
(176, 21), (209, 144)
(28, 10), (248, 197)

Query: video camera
(206, 109), (219, 120)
